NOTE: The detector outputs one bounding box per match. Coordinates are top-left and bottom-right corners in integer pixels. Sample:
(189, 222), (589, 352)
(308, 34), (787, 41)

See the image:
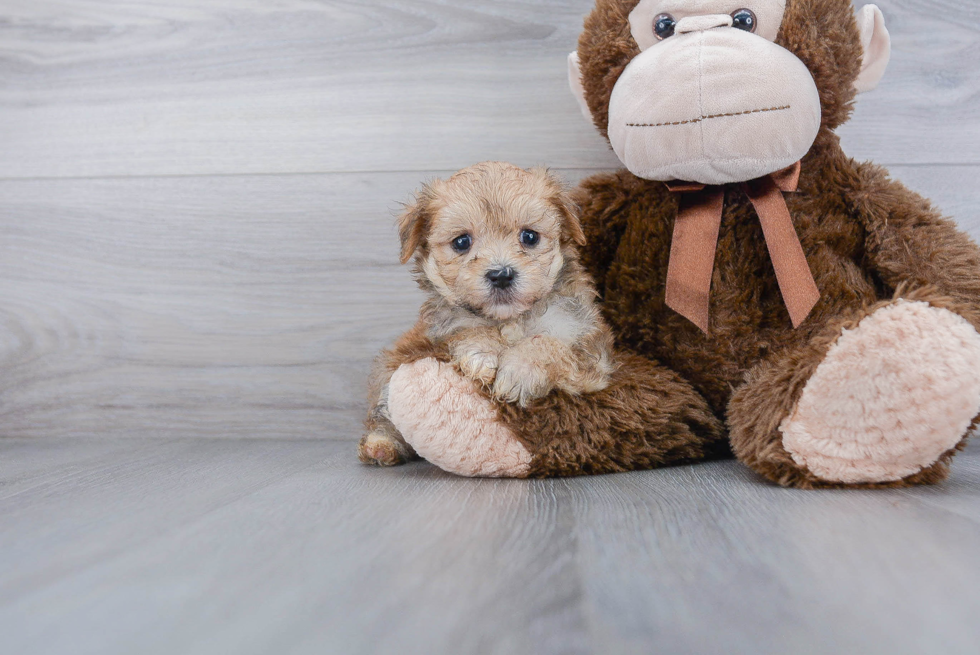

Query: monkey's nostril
(486, 267), (516, 289)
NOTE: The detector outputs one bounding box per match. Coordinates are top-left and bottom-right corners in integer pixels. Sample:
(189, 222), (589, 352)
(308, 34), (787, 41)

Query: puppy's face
(399, 162), (585, 321)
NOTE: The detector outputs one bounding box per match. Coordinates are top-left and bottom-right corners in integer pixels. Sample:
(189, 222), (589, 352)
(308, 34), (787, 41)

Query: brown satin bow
(664, 161), (819, 334)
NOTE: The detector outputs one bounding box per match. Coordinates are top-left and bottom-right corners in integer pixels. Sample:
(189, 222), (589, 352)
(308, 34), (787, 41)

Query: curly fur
(379, 0), (980, 487)
(361, 163), (616, 466)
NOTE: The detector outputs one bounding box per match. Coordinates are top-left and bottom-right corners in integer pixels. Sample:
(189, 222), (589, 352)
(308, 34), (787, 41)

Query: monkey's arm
(854, 164), (980, 324)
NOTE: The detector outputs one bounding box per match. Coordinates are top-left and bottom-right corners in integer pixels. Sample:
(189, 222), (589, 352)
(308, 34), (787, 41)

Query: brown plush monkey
(377, 0), (980, 488)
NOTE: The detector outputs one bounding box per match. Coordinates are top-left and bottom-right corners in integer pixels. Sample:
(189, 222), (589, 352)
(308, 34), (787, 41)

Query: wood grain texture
(0, 0), (617, 178)
(0, 0), (976, 179)
(837, 0), (980, 166)
(2, 437), (979, 655)
(0, 172), (420, 438)
(1, 1), (978, 652)
(0, 166), (975, 440)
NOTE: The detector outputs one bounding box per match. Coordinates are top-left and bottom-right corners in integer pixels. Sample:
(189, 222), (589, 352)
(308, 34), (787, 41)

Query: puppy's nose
(486, 267), (516, 289)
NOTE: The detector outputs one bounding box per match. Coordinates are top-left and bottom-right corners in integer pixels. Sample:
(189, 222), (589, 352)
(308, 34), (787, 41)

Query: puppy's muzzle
(486, 267), (516, 290)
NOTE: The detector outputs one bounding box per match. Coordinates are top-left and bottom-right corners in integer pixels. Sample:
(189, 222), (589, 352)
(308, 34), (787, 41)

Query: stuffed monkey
(379, 0), (980, 488)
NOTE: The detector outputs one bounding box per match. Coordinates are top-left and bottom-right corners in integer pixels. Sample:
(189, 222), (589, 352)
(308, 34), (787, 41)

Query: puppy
(359, 161), (615, 467)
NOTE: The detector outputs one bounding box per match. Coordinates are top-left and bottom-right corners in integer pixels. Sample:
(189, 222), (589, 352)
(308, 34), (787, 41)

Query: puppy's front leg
(492, 336), (570, 406)
(447, 329), (505, 386)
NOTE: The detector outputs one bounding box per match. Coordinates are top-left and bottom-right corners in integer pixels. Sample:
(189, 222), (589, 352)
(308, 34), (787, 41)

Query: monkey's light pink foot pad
(388, 358), (532, 478)
(781, 300), (980, 483)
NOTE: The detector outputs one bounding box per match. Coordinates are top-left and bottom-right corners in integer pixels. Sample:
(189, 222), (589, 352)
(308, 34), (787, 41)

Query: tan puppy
(359, 161), (615, 467)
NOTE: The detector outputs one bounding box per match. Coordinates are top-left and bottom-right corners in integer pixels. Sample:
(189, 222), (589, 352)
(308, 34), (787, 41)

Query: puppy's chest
(499, 321), (525, 345)
(502, 301), (589, 345)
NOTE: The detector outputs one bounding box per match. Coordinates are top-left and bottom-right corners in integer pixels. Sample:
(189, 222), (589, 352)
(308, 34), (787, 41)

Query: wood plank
(888, 164), (980, 236)
(1, 437), (979, 654)
(0, 438), (587, 655)
(838, 0), (980, 166)
(1, 166), (976, 440)
(897, 444), (980, 525)
(0, 172), (422, 439)
(0, 0), (617, 179)
(0, 0), (975, 180)
(566, 448), (980, 654)
(0, 439), (331, 599)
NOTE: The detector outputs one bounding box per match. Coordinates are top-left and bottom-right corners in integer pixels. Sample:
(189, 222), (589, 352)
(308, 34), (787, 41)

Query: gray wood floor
(3, 437), (980, 655)
(1, 1), (979, 653)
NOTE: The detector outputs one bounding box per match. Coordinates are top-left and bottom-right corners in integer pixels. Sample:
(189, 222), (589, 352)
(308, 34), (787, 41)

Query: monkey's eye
(519, 229), (540, 247)
(451, 234), (472, 253)
(731, 9), (757, 32)
(653, 13), (676, 40)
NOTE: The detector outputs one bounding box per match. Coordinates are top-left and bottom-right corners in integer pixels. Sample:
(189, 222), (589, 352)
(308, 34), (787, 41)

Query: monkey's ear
(854, 5), (890, 93)
(397, 193), (432, 264)
(568, 52), (593, 122)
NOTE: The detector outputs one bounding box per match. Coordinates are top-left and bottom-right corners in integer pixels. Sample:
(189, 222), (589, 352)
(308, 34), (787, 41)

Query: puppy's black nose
(486, 267), (516, 289)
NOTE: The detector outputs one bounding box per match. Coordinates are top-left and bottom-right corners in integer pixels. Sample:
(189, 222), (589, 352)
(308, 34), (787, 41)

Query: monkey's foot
(388, 358), (532, 478)
(781, 300), (980, 483)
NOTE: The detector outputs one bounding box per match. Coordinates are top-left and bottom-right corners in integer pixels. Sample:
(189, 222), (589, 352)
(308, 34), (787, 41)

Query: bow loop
(770, 160), (802, 193)
(664, 162), (819, 334)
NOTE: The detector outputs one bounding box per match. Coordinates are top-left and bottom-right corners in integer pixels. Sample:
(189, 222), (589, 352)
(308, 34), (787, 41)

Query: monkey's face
(570, 0), (891, 186)
(611, 0), (819, 185)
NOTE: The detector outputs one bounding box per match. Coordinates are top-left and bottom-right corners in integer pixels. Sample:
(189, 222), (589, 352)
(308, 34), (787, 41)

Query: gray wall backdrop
(0, 0), (977, 440)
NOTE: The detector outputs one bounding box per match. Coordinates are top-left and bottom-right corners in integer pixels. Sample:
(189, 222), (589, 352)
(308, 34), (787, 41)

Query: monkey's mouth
(626, 104), (790, 128)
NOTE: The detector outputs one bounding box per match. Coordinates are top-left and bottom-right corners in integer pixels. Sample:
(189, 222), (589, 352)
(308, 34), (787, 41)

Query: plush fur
(780, 300), (980, 484)
(389, 358), (534, 477)
(379, 0), (980, 487)
(360, 162), (615, 466)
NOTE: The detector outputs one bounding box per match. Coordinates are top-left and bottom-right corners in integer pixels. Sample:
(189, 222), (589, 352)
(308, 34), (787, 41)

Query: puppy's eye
(731, 9), (757, 32)
(451, 234), (472, 253)
(653, 13), (676, 40)
(519, 229), (540, 247)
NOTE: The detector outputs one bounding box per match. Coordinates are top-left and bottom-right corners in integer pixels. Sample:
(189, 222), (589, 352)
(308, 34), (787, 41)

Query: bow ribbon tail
(744, 175), (820, 328)
(664, 186), (725, 334)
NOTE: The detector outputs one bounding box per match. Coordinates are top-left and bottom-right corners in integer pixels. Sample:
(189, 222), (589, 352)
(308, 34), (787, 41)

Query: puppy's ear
(556, 191), (586, 247)
(397, 186), (438, 264)
(530, 167), (586, 247)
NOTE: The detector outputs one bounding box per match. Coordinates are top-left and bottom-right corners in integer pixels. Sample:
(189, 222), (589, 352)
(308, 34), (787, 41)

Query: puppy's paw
(492, 354), (552, 406)
(358, 431), (410, 467)
(454, 348), (499, 386)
